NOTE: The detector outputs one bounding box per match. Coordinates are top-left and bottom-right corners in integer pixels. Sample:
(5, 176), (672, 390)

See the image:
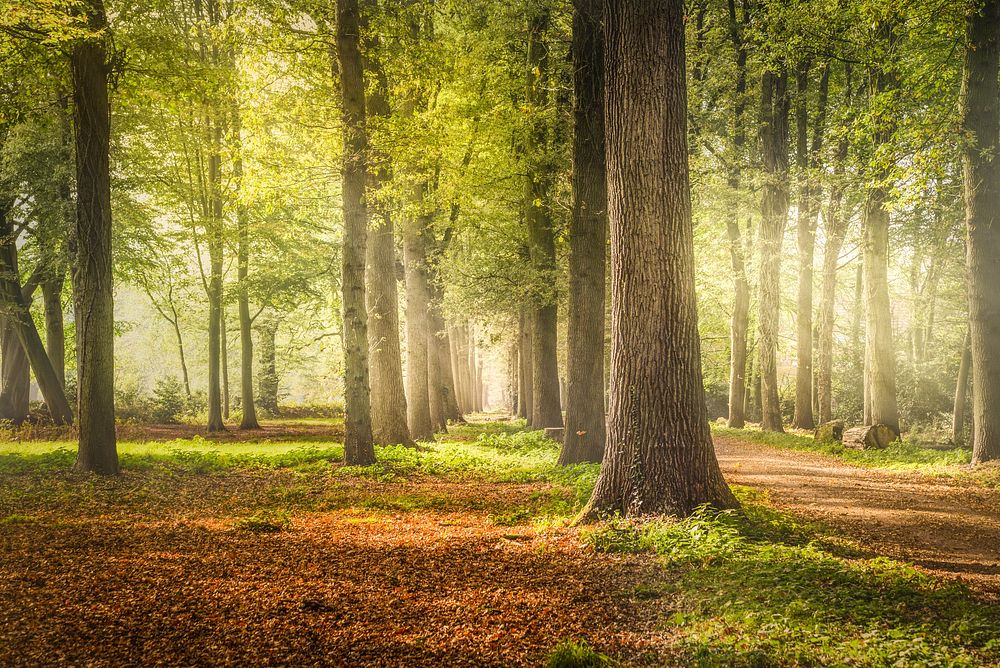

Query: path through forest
(715, 436), (1000, 596)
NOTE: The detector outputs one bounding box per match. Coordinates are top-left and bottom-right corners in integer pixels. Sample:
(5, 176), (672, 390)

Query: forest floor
(1, 418), (999, 666)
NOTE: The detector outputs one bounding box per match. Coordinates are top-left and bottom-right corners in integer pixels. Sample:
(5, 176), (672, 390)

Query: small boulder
(814, 420), (845, 444)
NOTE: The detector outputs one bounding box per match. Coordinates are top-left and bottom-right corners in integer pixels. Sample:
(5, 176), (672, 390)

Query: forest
(1, 0), (1000, 665)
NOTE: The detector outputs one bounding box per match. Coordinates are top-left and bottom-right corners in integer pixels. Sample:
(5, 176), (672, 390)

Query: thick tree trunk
(582, 0), (737, 519)
(257, 315), (279, 414)
(429, 291), (462, 424)
(758, 66), (790, 433)
(524, 10), (563, 430)
(402, 186), (434, 440)
(562, 0), (607, 465)
(0, 321), (29, 422)
(71, 0), (118, 473)
(336, 0), (375, 464)
(725, 0), (750, 429)
(963, 0), (1000, 463)
(952, 326), (972, 447)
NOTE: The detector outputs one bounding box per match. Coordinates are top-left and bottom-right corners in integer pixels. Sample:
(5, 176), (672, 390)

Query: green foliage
(233, 510), (291, 533)
(151, 377), (187, 423)
(544, 640), (614, 668)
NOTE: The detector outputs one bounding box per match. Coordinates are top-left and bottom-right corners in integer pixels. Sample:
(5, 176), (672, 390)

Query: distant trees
(582, 0), (737, 518)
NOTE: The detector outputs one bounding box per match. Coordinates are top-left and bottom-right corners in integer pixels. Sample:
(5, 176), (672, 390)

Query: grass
(2, 418), (998, 665)
(582, 487), (1000, 666)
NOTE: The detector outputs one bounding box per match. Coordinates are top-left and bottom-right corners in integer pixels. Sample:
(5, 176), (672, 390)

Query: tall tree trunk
(257, 315), (279, 414)
(524, 9), (563, 430)
(724, 0), (751, 429)
(953, 326), (972, 447)
(963, 0), (1000, 463)
(42, 275), (66, 389)
(562, 0), (607, 465)
(429, 288), (462, 423)
(758, 65), (790, 433)
(221, 307), (230, 420)
(517, 311), (532, 421)
(205, 118), (226, 432)
(231, 105), (259, 430)
(71, 0), (117, 473)
(336, 0), (375, 464)
(449, 325), (466, 417)
(861, 22), (900, 435)
(0, 321), (29, 422)
(582, 0), (737, 519)
(402, 185), (434, 440)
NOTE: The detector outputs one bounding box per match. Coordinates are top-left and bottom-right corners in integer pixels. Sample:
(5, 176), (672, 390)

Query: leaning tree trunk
(963, 0), (1000, 463)
(231, 104), (260, 430)
(561, 0), (607, 465)
(524, 9), (563, 430)
(0, 321), (29, 422)
(952, 326), (972, 447)
(71, 0), (118, 474)
(336, 0), (375, 464)
(758, 65), (790, 433)
(581, 0), (738, 519)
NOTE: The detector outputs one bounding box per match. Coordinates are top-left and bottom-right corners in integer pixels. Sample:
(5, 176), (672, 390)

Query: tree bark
(257, 315), (279, 414)
(581, 0), (737, 519)
(517, 311), (532, 422)
(524, 9), (563, 430)
(758, 65), (790, 433)
(952, 326), (972, 447)
(336, 0), (375, 464)
(205, 118), (226, 433)
(0, 320), (29, 423)
(724, 0), (751, 429)
(231, 104), (260, 430)
(71, 0), (118, 473)
(429, 289), (462, 423)
(402, 184), (434, 440)
(962, 0), (1000, 463)
(562, 0), (607, 465)
(221, 307), (230, 420)
(42, 275), (66, 389)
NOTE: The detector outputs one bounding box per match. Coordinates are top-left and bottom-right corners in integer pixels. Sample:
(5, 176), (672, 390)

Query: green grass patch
(545, 639), (614, 667)
(233, 510), (292, 533)
(582, 490), (1000, 666)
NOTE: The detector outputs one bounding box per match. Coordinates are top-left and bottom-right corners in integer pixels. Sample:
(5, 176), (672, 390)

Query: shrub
(151, 377), (187, 423)
(545, 640), (613, 668)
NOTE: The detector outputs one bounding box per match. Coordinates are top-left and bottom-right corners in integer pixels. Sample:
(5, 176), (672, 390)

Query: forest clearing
(1, 417), (999, 666)
(5, 0), (1000, 664)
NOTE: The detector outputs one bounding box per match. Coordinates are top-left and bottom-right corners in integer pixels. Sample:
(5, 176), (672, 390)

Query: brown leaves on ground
(0, 474), (673, 667)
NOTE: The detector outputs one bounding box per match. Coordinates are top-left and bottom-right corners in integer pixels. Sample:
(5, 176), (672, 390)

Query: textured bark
(429, 292), (462, 424)
(427, 325), (446, 431)
(963, 0), (1000, 463)
(449, 325), (467, 417)
(562, 0), (607, 465)
(0, 320), (28, 422)
(758, 65), (790, 433)
(231, 105), (259, 430)
(861, 22), (900, 435)
(581, 0), (737, 519)
(524, 10), (563, 430)
(952, 327), (972, 447)
(402, 184), (434, 440)
(71, 0), (118, 473)
(336, 0), (375, 464)
(725, 0), (750, 429)
(221, 308), (230, 420)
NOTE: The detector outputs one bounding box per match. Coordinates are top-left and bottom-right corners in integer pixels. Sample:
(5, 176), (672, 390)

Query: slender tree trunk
(171, 311), (192, 398)
(562, 0), (607, 464)
(725, 0), (750, 429)
(221, 308), (230, 420)
(582, 0), (737, 519)
(42, 275), (66, 389)
(257, 315), (279, 414)
(524, 9), (563, 430)
(953, 326), (972, 446)
(336, 0), (375, 464)
(449, 325), (466, 418)
(517, 312), (531, 421)
(402, 186), (434, 440)
(205, 117), (226, 432)
(963, 0), (1000, 463)
(71, 0), (117, 473)
(231, 105), (260, 430)
(758, 66), (790, 433)
(429, 291), (462, 423)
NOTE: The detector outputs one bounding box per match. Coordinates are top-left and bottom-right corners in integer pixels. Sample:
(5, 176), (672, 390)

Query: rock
(814, 420), (845, 444)
(842, 424), (898, 450)
(543, 427), (565, 443)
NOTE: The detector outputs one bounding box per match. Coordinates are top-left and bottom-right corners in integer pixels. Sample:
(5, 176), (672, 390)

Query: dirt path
(714, 436), (1000, 596)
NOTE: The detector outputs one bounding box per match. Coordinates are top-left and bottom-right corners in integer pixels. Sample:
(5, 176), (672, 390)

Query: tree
(962, 0), (1000, 463)
(335, 0), (375, 465)
(561, 0), (606, 465)
(581, 0), (737, 519)
(71, 0), (118, 474)
(758, 64), (790, 433)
